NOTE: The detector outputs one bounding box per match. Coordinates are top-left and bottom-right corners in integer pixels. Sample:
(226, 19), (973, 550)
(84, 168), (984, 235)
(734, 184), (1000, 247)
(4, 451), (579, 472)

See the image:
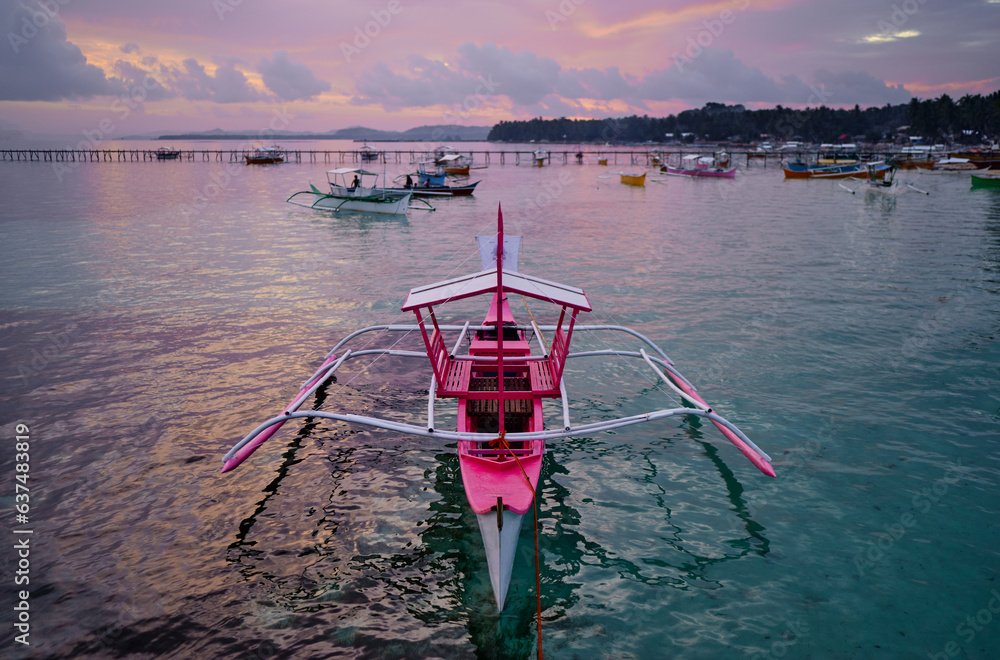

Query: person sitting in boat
(350, 175), (360, 189)
(404, 174), (413, 188)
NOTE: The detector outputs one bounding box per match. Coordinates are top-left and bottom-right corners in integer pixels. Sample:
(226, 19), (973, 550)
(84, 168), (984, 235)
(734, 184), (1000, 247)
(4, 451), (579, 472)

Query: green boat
(971, 172), (1000, 189)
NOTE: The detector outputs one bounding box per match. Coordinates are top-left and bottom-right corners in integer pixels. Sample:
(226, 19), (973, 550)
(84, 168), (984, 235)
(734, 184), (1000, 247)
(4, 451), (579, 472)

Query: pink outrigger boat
(222, 205), (775, 611)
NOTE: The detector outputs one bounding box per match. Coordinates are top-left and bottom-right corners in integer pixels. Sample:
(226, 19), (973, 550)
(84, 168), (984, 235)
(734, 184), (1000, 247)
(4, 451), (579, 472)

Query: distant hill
(157, 124), (491, 141)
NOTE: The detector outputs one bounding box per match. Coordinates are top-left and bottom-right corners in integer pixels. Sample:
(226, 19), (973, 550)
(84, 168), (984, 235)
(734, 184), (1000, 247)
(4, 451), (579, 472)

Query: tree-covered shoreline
(487, 93), (1000, 145)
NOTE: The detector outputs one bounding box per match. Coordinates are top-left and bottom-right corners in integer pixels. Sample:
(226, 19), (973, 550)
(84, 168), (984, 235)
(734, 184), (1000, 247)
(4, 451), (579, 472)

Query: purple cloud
(257, 50), (330, 101)
(0, 0), (118, 101)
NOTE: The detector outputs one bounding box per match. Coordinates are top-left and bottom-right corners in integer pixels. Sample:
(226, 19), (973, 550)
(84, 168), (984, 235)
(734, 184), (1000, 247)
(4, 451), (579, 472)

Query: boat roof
(327, 168), (378, 175)
(402, 267), (591, 312)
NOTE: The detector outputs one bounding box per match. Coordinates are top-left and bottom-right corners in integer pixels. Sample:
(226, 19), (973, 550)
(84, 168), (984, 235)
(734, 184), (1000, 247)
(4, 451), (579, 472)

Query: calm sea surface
(1, 140), (999, 659)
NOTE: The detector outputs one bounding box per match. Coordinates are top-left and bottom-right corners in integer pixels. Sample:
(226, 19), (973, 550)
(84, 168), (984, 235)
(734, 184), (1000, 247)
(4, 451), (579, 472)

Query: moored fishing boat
(358, 143), (382, 163)
(816, 143), (859, 164)
(245, 145), (284, 164)
(931, 157), (976, 171)
(409, 180), (481, 197)
(889, 156), (936, 170)
(662, 154), (736, 178)
(286, 168), (424, 214)
(950, 144), (1000, 169)
(863, 161), (900, 193)
(155, 147), (181, 160)
(619, 171), (646, 186)
(222, 206), (775, 613)
(399, 161), (482, 197)
(432, 144), (457, 163)
(970, 171), (1000, 188)
(438, 153), (471, 175)
(783, 159), (867, 179)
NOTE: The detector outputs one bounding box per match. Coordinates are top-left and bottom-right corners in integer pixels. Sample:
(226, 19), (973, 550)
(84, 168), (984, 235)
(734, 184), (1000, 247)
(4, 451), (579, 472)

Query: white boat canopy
(437, 154), (463, 162)
(327, 168), (378, 176)
(402, 267), (592, 312)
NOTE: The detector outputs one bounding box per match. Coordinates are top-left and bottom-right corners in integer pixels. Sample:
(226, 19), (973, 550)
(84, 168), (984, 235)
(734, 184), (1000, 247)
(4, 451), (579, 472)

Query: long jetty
(0, 147), (940, 167)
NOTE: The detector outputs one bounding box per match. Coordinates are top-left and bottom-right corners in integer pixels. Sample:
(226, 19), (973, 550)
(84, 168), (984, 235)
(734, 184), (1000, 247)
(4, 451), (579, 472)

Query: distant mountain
(399, 125), (493, 141)
(156, 124), (491, 141)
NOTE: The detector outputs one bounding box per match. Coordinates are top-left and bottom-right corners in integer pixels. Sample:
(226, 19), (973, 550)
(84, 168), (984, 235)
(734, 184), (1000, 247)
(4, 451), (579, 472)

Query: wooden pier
(0, 147), (925, 167)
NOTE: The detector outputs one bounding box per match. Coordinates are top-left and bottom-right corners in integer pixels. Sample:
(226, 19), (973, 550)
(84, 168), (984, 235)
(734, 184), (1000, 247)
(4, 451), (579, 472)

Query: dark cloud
(455, 43), (559, 106)
(351, 43), (557, 111)
(557, 66), (639, 102)
(351, 43), (912, 114)
(110, 59), (174, 102)
(120, 42), (139, 54)
(0, 0), (118, 101)
(812, 69), (910, 106)
(172, 57), (263, 103)
(646, 49), (791, 103)
(257, 50), (330, 101)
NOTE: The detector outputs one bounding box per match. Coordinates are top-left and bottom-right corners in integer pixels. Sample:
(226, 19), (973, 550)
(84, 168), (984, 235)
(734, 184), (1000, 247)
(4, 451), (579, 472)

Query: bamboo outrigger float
(286, 167), (434, 214)
(222, 205), (775, 611)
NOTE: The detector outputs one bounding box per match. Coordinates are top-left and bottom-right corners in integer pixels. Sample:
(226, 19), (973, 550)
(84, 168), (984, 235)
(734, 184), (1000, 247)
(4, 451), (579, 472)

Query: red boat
(222, 206), (775, 611)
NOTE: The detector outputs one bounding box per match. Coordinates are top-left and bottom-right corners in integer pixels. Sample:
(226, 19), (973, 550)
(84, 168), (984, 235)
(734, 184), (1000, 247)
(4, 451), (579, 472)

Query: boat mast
(496, 204), (505, 436)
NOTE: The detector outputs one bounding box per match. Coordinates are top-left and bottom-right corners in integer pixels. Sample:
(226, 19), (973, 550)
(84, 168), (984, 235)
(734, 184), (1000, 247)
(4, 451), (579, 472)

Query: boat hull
(459, 438), (543, 611)
(663, 165), (736, 178)
(409, 181), (480, 197)
(620, 172), (646, 186)
(459, 440), (543, 516)
(971, 173), (1000, 188)
(246, 156), (283, 164)
(783, 164), (865, 179)
(287, 190), (411, 214)
(476, 510), (525, 611)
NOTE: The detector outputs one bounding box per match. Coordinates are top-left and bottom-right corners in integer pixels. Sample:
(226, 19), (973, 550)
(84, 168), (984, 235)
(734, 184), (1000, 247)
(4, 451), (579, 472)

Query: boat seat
(439, 359), (472, 395)
(529, 360), (559, 396)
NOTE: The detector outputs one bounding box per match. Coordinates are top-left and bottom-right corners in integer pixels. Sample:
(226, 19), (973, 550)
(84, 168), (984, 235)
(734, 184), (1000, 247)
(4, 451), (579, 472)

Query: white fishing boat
(931, 157), (976, 171)
(357, 143), (382, 163)
(245, 145), (284, 164)
(863, 161), (901, 194)
(839, 162), (929, 195)
(286, 168), (427, 215)
(663, 154), (736, 178)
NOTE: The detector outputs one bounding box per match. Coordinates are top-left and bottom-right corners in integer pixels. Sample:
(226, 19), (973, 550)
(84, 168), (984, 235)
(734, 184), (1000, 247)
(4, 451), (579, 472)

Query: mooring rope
(489, 430), (543, 659)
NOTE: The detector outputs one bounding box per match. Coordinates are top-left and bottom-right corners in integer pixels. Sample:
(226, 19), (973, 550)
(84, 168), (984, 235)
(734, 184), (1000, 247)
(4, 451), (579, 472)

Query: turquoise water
(1, 141), (999, 658)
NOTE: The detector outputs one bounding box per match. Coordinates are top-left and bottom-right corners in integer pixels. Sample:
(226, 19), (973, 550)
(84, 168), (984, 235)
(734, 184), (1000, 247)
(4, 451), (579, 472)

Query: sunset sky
(1, 0), (998, 137)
